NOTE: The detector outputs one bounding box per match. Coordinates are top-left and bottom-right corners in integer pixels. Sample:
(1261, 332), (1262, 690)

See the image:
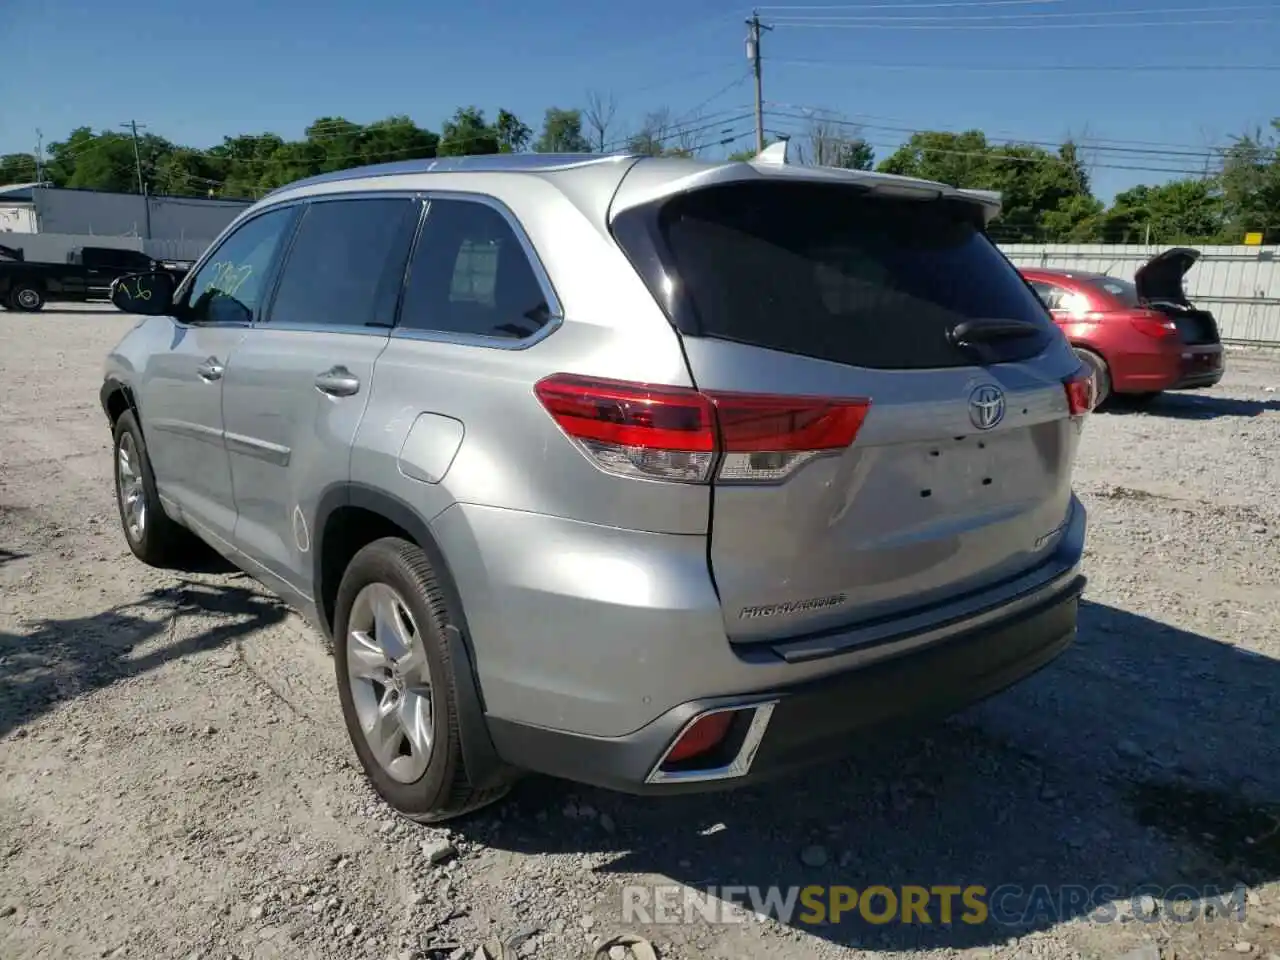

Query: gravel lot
(2, 306), (1279, 960)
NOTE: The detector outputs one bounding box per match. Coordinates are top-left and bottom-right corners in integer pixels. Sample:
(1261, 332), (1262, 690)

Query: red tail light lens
(1064, 368), (1097, 416)
(533, 374), (871, 484)
(665, 712), (734, 763)
(1131, 312), (1178, 340)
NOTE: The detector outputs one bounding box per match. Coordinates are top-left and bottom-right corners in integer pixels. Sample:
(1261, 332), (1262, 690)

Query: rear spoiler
(608, 147), (1007, 228)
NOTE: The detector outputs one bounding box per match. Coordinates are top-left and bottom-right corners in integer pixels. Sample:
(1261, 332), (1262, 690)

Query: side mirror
(111, 271), (176, 316)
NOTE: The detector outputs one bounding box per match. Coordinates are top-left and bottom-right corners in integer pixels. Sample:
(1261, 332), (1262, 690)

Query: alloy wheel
(346, 583), (435, 783)
(116, 432), (147, 542)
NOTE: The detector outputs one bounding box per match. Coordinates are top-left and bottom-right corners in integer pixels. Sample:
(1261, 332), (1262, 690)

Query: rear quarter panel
(349, 172), (709, 536)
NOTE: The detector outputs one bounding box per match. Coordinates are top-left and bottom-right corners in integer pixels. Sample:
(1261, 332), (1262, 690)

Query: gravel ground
(2, 306), (1279, 960)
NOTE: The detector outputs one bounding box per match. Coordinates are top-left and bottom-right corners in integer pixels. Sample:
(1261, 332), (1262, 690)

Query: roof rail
(265, 152), (635, 198)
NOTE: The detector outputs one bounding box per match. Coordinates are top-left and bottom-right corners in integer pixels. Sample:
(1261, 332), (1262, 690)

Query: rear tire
(334, 537), (514, 822)
(1073, 347), (1111, 409)
(11, 284), (45, 312)
(112, 410), (203, 568)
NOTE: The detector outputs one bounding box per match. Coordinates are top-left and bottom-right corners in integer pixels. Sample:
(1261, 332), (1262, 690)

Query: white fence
(1001, 244), (1280, 345)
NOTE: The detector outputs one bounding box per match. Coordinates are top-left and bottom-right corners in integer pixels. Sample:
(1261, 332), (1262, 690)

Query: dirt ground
(2, 305), (1279, 960)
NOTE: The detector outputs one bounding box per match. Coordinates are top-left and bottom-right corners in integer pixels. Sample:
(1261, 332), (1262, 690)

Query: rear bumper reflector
(644, 702), (777, 785)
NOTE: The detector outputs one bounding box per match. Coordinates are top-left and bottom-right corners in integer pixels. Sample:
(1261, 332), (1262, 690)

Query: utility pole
(121, 120), (152, 240)
(121, 120), (147, 194)
(34, 129), (43, 183)
(746, 11), (772, 154)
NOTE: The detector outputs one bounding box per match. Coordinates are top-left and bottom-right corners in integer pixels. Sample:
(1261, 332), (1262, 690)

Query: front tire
(11, 284), (45, 312)
(112, 410), (201, 567)
(334, 537), (513, 822)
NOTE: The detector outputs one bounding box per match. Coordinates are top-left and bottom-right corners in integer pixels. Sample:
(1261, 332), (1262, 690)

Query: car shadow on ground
(1110, 392), (1280, 420)
(0, 578), (287, 738)
(0, 547), (27, 567)
(460, 600), (1278, 952)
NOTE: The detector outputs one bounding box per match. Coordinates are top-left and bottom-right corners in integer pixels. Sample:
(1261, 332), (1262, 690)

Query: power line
(769, 3), (1276, 21)
(764, 99), (1279, 155)
(671, 71), (753, 128)
(605, 110), (758, 153)
(769, 57), (1280, 73)
(766, 101), (1280, 161)
(765, 110), (1227, 175)
(760, 0), (1069, 8)
(770, 16), (1277, 28)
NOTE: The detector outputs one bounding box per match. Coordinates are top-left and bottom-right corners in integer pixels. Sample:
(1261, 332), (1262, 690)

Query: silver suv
(102, 151), (1093, 821)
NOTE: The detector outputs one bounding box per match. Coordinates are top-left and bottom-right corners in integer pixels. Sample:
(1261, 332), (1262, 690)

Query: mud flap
(444, 623), (514, 791)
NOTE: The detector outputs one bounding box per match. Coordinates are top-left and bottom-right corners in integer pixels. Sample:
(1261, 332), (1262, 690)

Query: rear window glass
(1082, 275), (1140, 308)
(648, 182), (1054, 369)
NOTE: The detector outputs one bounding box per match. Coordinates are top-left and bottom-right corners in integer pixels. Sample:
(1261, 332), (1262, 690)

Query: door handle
(197, 357), (224, 381)
(315, 366), (361, 398)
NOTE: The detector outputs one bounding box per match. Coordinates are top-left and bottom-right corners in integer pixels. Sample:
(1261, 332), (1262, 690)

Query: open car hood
(1134, 246), (1199, 305)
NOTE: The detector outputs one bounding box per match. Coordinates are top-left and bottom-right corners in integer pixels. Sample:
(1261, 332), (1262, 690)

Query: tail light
(533, 374), (871, 485)
(1131, 312), (1178, 340)
(1064, 368), (1097, 417)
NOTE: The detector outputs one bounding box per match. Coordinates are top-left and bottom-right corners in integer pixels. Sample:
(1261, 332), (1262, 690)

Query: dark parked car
(1021, 248), (1224, 407)
(0, 244), (187, 312)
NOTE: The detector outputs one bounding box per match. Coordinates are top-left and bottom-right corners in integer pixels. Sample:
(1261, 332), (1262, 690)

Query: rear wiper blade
(948, 318), (1043, 347)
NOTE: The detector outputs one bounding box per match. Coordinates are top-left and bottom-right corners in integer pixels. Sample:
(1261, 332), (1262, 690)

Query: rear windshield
(1081, 275), (1140, 308)
(636, 181), (1054, 369)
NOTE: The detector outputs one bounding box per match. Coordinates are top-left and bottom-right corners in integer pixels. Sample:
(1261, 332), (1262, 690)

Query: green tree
(153, 148), (227, 197)
(357, 116), (439, 166)
(1088, 180), (1223, 244)
(495, 110), (532, 154)
(21, 110), (1280, 245)
(533, 108), (591, 153)
(839, 138), (875, 171)
(878, 131), (1096, 241)
(41, 127), (177, 194)
(0, 153), (38, 183)
(1218, 122), (1280, 243)
(438, 107), (500, 156)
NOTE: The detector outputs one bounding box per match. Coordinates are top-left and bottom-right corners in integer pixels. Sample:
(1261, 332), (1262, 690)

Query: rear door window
(398, 198), (555, 341)
(625, 181), (1054, 369)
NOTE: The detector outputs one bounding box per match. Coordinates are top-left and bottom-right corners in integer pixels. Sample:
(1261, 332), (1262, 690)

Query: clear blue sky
(1, 0), (1278, 201)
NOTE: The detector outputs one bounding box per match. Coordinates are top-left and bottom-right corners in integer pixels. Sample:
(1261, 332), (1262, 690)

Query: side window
(267, 198), (419, 329)
(1029, 280), (1066, 311)
(184, 208), (295, 325)
(398, 198), (553, 340)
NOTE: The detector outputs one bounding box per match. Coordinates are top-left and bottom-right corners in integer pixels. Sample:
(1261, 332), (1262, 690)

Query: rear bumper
(1171, 343), (1225, 389)
(486, 573), (1084, 794)
(1109, 339), (1224, 394)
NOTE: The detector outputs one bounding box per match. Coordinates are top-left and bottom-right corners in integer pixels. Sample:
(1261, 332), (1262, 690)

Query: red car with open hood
(1020, 248), (1225, 407)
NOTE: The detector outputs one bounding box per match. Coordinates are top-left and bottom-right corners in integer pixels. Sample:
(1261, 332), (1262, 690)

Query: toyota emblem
(968, 384), (1006, 431)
